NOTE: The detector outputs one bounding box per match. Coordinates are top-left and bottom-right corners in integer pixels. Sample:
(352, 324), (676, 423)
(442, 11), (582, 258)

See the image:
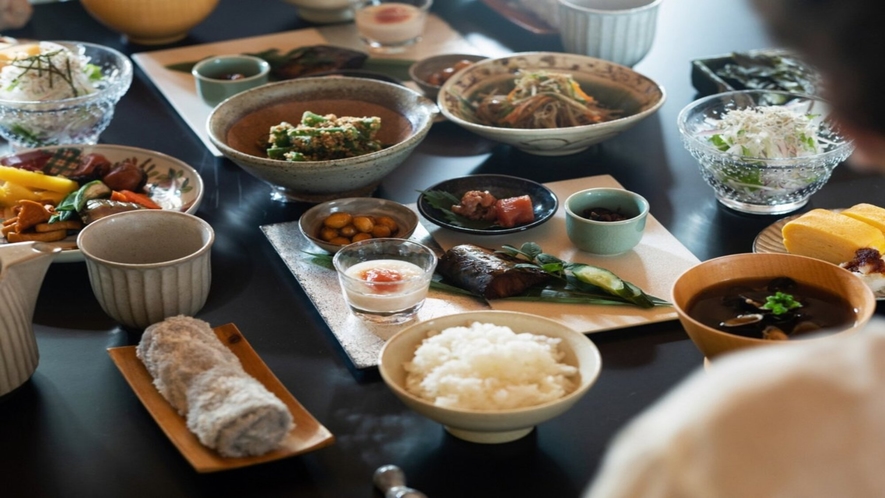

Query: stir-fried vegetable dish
(470, 70), (619, 129)
(267, 111), (382, 162)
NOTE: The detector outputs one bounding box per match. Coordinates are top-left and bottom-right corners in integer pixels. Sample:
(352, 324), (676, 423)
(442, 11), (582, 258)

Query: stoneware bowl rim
(77, 210), (215, 269)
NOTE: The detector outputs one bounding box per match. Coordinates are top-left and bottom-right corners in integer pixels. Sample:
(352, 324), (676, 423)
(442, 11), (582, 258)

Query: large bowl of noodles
(437, 52), (665, 156)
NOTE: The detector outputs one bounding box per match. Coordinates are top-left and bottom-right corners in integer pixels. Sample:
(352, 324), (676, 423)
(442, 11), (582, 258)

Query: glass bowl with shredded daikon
(677, 90), (853, 215)
(0, 41), (132, 151)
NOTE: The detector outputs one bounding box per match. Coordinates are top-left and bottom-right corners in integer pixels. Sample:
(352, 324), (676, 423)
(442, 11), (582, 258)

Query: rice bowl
(378, 310), (602, 444)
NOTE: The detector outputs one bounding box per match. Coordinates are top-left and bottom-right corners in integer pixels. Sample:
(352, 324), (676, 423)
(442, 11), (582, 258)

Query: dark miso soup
(686, 277), (855, 340)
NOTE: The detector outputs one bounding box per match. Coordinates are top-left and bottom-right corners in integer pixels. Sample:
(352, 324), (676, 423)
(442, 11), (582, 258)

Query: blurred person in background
(754, 0), (885, 171)
(583, 1), (885, 496)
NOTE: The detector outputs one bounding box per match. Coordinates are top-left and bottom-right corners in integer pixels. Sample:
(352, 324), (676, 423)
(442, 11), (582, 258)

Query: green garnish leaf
(761, 291), (802, 315)
(710, 134), (730, 151)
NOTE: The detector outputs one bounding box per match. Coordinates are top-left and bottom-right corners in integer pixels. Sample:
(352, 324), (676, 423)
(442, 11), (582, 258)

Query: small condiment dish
(672, 253), (876, 360)
(564, 187), (649, 255)
(192, 55), (270, 107)
(298, 197), (419, 254)
(378, 310), (602, 444)
(408, 53), (486, 100)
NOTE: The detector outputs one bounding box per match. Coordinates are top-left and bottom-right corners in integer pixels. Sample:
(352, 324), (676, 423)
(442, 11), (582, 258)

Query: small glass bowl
(677, 90), (854, 215)
(0, 41), (133, 151)
(332, 238), (437, 325)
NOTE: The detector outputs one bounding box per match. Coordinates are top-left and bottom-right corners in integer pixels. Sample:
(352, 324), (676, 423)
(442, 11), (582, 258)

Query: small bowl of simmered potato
(298, 197), (419, 253)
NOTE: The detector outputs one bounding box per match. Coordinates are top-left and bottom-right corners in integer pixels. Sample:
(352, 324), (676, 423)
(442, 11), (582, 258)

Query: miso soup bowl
(671, 253), (876, 360)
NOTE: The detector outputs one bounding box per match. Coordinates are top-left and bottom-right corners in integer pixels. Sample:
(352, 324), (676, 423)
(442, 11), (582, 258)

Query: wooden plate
(107, 323), (334, 473)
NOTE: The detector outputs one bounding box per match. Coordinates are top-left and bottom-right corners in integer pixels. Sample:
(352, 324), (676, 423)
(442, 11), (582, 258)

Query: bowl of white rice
(378, 310), (602, 444)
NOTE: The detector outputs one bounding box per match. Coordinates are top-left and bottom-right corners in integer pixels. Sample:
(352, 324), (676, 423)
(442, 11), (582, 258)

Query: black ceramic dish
(417, 174), (558, 235)
(691, 49), (819, 97)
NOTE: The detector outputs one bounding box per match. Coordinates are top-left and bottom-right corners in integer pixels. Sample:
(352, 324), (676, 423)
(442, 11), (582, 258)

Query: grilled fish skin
(437, 244), (551, 299)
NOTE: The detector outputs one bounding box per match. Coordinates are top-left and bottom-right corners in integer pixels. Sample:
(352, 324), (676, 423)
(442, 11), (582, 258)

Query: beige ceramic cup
(557, 0), (661, 67)
(77, 210), (214, 329)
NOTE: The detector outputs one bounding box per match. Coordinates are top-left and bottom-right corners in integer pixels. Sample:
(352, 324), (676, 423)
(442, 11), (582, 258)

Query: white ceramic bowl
(0, 41), (132, 150)
(78, 210), (214, 330)
(437, 52), (665, 156)
(378, 310), (602, 443)
(298, 197), (419, 253)
(207, 77), (438, 203)
(558, 0), (662, 67)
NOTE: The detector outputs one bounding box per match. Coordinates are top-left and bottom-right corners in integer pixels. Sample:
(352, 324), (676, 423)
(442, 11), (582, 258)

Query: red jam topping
(359, 267), (405, 293)
(373, 5), (413, 24)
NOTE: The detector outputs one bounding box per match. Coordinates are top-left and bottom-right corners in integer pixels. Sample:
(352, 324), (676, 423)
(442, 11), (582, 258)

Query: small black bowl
(417, 174), (558, 235)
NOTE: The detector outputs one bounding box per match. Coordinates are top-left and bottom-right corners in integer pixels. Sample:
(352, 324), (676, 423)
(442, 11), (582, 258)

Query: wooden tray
(480, 0), (558, 35)
(108, 323), (334, 473)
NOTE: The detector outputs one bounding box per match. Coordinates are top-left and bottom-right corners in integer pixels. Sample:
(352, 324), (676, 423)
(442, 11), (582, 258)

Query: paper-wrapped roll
(136, 316), (294, 458)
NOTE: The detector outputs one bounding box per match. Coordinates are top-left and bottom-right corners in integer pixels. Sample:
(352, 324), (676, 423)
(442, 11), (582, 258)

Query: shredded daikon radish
(706, 105), (822, 159)
(0, 42), (100, 102)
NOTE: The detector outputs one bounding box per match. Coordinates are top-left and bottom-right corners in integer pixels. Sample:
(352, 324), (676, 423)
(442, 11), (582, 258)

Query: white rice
(404, 321), (578, 410)
(0, 41), (98, 101)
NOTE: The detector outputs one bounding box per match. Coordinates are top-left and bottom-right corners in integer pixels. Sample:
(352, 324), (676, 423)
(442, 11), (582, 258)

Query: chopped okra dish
(266, 111), (382, 162)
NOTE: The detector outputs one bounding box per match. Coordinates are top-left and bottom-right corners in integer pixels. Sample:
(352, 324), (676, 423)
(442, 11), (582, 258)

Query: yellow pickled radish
(0, 165), (78, 193)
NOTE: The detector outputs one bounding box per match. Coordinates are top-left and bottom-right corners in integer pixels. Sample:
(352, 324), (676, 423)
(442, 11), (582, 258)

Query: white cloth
(137, 316), (294, 458)
(584, 321), (885, 498)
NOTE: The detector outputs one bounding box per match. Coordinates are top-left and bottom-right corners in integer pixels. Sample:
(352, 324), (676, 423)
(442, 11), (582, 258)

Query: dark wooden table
(2, 1), (882, 497)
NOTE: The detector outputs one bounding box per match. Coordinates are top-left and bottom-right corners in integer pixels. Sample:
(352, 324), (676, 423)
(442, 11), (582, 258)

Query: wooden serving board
(108, 323), (334, 473)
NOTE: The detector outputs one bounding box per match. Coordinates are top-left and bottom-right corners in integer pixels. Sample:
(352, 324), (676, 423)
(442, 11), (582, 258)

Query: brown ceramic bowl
(672, 253), (876, 359)
(408, 53), (487, 100)
(207, 77), (437, 203)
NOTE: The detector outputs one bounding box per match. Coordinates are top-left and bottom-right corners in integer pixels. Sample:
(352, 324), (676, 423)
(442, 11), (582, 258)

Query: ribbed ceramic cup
(77, 210), (214, 330)
(558, 0), (662, 67)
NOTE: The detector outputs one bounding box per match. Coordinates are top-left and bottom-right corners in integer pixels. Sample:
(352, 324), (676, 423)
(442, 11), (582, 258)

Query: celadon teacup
(564, 187), (649, 255)
(192, 54), (270, 107)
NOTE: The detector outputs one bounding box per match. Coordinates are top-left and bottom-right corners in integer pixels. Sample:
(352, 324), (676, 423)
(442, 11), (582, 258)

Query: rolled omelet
(782, 208), (885, 264)
(842, 203), (885, 233)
